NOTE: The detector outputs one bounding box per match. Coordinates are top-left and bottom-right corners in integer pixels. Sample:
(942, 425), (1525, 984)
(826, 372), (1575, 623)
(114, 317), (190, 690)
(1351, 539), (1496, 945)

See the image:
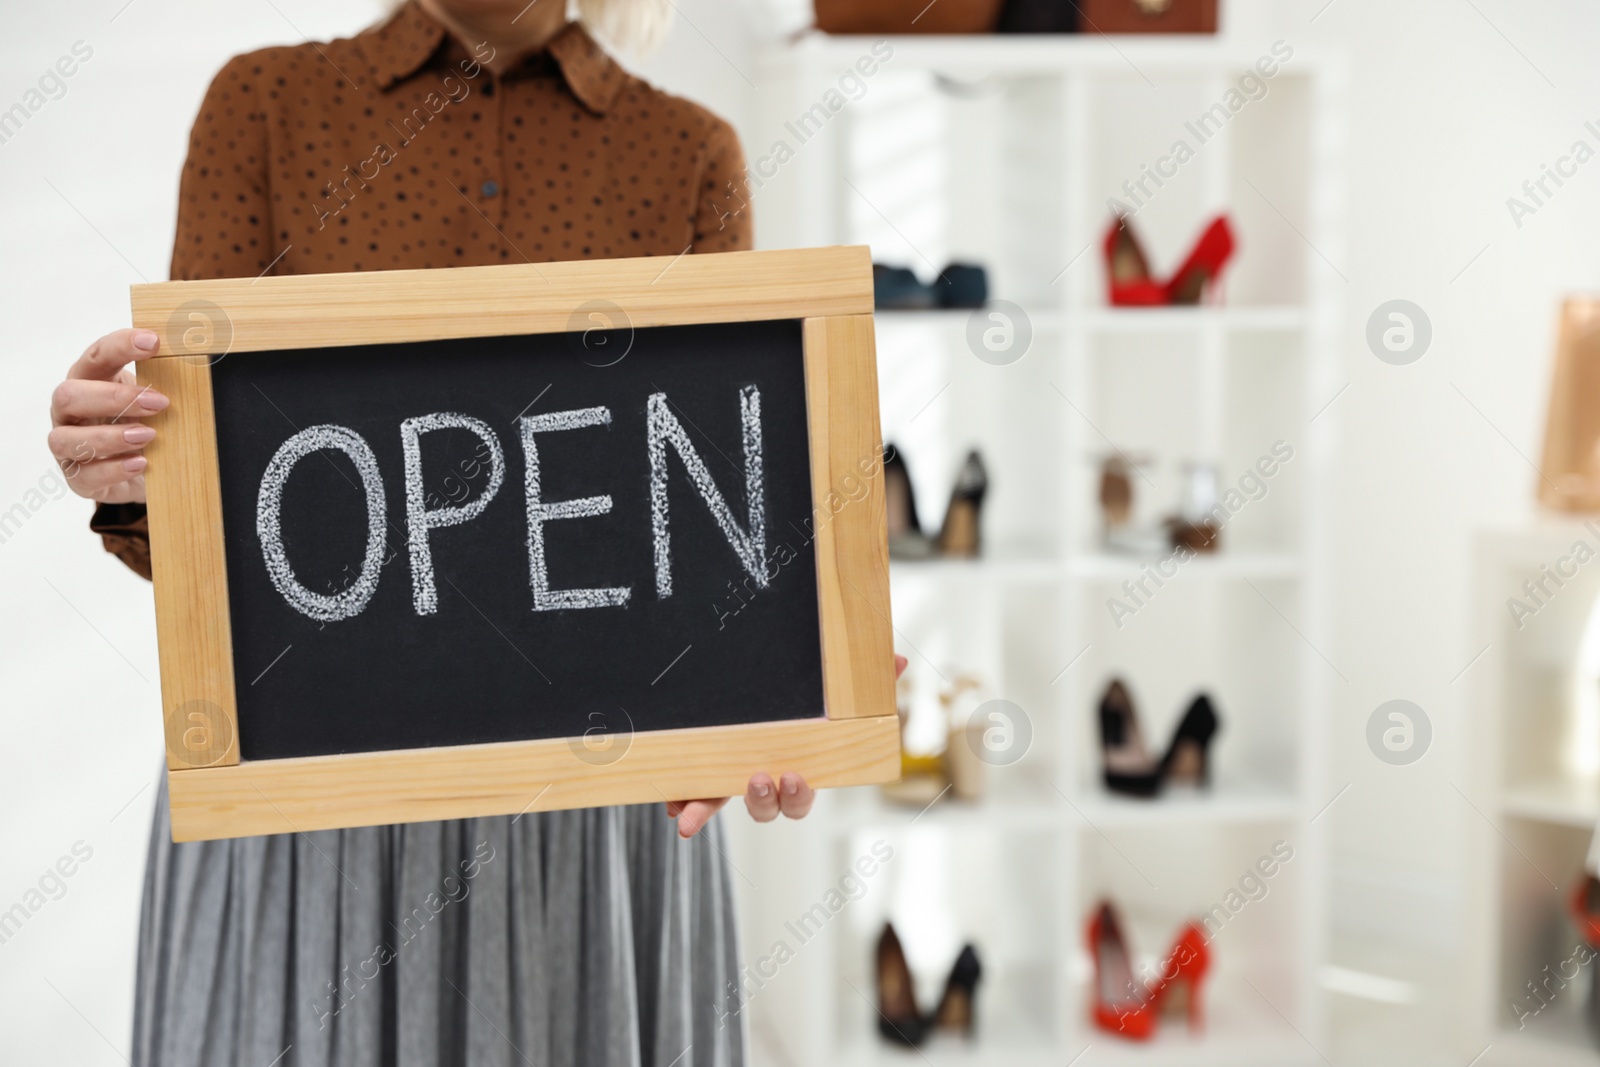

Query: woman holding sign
(46, 1), (904, 1063)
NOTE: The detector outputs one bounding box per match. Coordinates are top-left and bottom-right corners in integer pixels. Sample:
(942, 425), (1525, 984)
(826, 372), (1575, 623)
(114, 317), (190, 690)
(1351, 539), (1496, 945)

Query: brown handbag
(1539, 299), (1600, 511)
(1078, 0), (1218, 33)
(813, 0), (1006, 34)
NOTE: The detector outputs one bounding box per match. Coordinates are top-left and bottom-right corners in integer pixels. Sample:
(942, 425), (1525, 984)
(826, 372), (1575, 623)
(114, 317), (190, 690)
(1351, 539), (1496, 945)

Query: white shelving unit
(1468, 519), (1600, 1065)
(738, 32), (1344, 1066)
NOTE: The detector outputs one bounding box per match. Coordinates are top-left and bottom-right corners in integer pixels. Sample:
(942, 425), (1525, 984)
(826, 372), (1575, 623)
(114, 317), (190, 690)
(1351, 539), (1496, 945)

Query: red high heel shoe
(1103, 216), (1168, 307)
(1088, 902), (1159, 1039)
(1104, 214), (1237, 307)
(1164, 216), (1236, 305)
(1087, 903), (1211, 1041)
(1151, 922), (1211, 1032)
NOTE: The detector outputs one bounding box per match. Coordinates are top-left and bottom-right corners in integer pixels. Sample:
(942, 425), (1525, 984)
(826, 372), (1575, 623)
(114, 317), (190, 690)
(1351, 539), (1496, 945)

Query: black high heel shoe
(937, 450), (989, 558)
(1098, 679), (1162, 797)
(1161, 694), (1219, 788)
(932, 944), (982, 1036)
(876, 923), (928, 1046)
(884, 445), (935, 561)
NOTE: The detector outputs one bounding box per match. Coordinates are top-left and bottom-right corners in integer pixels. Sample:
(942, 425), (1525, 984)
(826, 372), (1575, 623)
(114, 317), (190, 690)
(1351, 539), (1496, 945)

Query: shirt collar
(545, 19), (627, 113)
(360, 2), (626, 114)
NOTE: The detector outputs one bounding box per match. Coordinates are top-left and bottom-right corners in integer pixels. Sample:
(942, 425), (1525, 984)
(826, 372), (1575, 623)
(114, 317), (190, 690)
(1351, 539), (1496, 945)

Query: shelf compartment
(832, 825), (1065, 1057)
(1066, 581), (1307, 799)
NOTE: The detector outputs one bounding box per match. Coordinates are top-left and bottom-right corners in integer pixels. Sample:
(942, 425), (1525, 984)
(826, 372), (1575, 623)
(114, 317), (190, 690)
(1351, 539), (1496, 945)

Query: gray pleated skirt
(131, 778), (745, 1067)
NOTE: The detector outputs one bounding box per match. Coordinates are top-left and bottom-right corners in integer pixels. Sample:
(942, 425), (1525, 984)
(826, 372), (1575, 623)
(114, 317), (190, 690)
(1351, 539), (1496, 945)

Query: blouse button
(481, 180), (499, 198)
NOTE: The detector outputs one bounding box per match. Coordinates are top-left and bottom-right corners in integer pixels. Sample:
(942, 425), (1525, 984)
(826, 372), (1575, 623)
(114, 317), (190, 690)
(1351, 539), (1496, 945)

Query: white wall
(1258, 0), (1600, 957)
(3, 6), (384, 1063)
(3, 0), (1596, 1061)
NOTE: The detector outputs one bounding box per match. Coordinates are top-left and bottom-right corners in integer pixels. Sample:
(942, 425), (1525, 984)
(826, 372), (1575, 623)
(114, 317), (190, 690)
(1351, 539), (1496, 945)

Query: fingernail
(132, 330), (159, 353)
(781, 775), (798, 796)
(138, 391), (169, 411)
(123, 425), (156, 444)
(754, 782), (771, 799)
(122, 456), (148, 473)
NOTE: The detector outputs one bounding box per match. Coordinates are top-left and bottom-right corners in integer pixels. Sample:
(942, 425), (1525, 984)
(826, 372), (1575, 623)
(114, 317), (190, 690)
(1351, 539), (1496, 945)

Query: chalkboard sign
(133, 247), (898, 841)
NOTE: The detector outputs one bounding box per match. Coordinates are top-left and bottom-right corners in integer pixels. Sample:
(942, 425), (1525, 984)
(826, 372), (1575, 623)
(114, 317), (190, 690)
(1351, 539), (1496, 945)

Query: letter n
(647, 387), (766, 597)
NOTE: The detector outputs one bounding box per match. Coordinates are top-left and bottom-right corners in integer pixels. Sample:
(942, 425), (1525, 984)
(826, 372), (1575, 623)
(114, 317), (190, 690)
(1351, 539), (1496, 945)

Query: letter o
(256, 424), (387, 622)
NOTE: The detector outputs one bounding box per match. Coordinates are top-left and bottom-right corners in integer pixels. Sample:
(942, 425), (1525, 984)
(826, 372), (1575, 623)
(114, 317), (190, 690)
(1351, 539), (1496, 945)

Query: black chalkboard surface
(211, 319), (824, 761)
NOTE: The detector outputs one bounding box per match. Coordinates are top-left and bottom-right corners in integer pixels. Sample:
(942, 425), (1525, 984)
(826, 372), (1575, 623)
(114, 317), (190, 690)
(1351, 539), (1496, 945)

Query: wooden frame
(132, 246), (898, 841)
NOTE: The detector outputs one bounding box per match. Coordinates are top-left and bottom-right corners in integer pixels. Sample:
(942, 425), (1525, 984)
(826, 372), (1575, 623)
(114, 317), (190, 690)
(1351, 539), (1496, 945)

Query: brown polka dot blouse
(92, 1), (753, 575)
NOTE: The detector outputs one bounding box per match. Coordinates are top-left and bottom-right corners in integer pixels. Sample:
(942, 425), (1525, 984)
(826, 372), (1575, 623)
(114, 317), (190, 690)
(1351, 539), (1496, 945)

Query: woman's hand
(48, 328), (166, 504)
(670, 654), (909, 839)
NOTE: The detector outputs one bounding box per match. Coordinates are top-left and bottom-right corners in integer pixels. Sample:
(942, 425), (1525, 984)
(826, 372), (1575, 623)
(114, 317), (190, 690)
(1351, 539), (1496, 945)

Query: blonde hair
(576, 0), (672, 55)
